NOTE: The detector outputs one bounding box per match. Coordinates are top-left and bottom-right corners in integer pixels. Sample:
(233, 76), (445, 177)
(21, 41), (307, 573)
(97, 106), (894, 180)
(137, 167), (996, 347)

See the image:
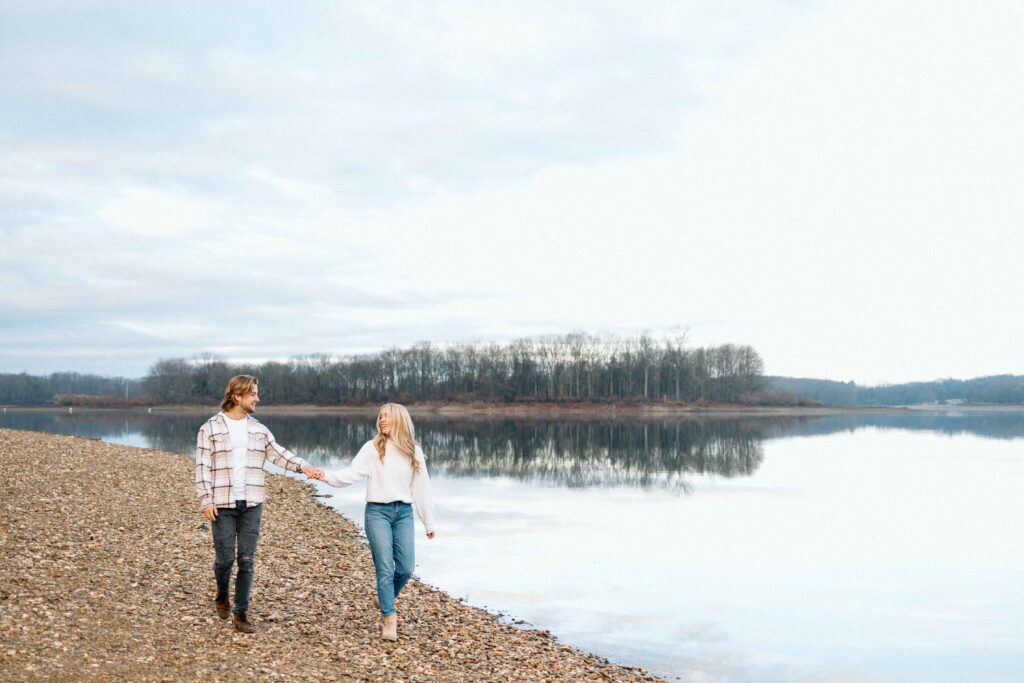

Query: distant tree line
(6, 341), (1020, 408)
(767, 374), (1024, 406)
(0, 372), (146, 405)
(143, 335), (767, 405)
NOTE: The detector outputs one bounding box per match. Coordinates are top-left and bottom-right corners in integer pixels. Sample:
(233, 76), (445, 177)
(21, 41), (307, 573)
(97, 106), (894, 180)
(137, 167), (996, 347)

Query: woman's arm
(411, 446), (436, 536)
(322, 443), (374, 488)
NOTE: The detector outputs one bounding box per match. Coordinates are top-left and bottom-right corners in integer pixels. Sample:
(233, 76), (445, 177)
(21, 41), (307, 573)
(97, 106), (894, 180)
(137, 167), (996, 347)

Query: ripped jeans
(212, 500), (263, 614)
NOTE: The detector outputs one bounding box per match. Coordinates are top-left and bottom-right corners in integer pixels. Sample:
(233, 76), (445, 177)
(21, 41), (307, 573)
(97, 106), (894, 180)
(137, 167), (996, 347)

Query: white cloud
(1, 1), (1021, 382)
(243, 167), (334, 204)
(95, 187), (223, 236)
(323, 0), (1024, 382)
(106, 320), (217, 343)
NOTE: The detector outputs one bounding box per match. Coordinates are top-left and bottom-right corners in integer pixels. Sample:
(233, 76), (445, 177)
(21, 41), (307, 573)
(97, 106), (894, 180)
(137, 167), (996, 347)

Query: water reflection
(0, 411), (766, 489)
(2, 409), (1022, 491)
(407, 420), (764, 489)
(761, 410), (1024, 440)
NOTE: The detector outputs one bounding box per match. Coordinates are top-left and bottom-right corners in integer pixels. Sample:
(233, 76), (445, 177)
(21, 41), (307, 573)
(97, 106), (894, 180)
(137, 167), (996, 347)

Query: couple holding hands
(195, 375), (435, 641)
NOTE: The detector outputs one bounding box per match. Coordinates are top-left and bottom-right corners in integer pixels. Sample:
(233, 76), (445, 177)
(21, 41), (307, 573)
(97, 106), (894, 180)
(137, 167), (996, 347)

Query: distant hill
(766, 374), (1024, 406)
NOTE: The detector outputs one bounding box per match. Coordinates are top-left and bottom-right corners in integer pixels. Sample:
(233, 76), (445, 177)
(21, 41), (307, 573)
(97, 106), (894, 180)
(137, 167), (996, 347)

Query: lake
(2, 407), (1022, 682)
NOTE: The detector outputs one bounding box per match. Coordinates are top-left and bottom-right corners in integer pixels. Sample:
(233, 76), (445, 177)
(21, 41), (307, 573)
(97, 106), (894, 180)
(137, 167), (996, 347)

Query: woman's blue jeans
(364, 502), (415, 617)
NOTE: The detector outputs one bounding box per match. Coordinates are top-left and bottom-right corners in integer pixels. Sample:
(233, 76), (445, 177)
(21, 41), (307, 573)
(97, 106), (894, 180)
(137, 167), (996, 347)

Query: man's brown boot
(233, 611), (256, 633)
(215, 591), (230, 620)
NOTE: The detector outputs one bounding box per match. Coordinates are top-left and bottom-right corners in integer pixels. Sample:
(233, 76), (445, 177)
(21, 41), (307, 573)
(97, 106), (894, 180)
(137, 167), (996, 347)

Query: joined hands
(303, 467), (325, 480)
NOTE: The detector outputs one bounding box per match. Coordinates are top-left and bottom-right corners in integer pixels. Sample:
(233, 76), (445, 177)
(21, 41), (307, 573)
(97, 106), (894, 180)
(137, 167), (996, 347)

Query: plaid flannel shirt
(195, 413), (310, 510)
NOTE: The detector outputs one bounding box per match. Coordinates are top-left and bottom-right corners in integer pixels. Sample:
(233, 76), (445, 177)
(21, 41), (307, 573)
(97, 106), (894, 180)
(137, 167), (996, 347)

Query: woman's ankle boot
(381, 613), (398, 641)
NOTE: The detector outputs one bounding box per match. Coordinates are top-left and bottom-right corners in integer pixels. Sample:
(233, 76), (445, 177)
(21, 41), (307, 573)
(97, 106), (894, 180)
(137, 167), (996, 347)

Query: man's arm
(262, 427), (311, 473)
(195, 424), (216, 518)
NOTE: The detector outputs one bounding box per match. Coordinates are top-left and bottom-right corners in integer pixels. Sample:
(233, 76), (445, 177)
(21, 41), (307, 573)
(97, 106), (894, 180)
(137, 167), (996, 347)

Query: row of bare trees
(144, 334), (766, 405)
(0, 372), (145, 405)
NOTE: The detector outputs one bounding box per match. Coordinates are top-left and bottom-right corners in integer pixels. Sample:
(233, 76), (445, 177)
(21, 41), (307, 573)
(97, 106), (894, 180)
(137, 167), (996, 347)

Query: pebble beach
(0, 428), (663, 682)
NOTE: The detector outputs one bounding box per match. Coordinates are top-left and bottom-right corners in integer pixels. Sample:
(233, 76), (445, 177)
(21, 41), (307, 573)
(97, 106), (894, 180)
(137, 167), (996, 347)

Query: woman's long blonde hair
(373, 403), (421, 474)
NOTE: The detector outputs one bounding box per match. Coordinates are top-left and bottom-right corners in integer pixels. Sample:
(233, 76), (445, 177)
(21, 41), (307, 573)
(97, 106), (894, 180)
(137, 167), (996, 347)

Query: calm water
(3, 408), (1023, 682)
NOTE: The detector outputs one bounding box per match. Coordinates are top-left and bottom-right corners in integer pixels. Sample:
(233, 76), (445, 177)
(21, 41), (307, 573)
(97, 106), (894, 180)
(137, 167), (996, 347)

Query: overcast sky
(2, 1), (1022, 384)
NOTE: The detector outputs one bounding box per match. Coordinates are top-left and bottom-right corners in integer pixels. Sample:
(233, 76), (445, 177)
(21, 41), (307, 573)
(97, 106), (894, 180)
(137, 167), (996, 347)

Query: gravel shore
(0, 428), (663, 682)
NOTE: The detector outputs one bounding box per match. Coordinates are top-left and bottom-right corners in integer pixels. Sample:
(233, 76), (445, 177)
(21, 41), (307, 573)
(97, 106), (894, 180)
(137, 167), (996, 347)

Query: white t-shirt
(222, 412), (249, 501)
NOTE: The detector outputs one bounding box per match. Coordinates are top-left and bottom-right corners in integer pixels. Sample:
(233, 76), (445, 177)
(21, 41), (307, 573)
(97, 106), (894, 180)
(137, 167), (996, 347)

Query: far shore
(6, 401), (1021, 419)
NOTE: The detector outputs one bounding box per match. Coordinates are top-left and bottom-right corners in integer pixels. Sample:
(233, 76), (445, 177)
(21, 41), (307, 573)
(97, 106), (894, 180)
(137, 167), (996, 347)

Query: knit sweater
(323, 439), (436, 533)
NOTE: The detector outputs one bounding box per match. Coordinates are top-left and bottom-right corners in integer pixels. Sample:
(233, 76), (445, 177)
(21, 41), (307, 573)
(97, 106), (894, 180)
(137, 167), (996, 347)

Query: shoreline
(7, 402), (1024, 420)
(0, 428), (662, 682)
(0, 401), (954, 419)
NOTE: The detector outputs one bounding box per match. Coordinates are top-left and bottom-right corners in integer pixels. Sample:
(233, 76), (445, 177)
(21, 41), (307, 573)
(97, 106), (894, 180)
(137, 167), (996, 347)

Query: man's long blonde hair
(221, 375), (257, 412)
(373, 403), (421, 474)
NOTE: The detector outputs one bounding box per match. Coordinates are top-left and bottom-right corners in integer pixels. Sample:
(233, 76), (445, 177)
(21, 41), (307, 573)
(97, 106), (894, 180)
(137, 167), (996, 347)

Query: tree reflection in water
(3, 409), (1023, 490)
(407, 420), (765, 489)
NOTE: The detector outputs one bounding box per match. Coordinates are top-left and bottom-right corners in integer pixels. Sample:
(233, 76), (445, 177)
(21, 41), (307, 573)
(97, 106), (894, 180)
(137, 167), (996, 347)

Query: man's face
(235, 386), (260, 414)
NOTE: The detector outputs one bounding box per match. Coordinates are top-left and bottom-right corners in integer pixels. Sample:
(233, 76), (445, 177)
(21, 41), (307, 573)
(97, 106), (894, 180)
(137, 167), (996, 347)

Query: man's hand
(303, 467), (325, 480)
(202, 505), (218, 522)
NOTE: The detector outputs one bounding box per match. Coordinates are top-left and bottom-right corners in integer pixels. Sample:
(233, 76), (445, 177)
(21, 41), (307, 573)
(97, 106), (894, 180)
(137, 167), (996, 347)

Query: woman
(316, 403), (436, 641)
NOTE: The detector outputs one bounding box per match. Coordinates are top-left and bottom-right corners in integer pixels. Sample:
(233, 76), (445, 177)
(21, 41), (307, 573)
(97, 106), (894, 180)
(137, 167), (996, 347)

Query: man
(195, 374), (322, 633)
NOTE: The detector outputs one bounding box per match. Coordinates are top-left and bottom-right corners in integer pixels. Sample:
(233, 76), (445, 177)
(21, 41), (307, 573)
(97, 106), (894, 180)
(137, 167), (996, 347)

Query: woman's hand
(426, 531), (436, 539)
(303, 467), (325, 480)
